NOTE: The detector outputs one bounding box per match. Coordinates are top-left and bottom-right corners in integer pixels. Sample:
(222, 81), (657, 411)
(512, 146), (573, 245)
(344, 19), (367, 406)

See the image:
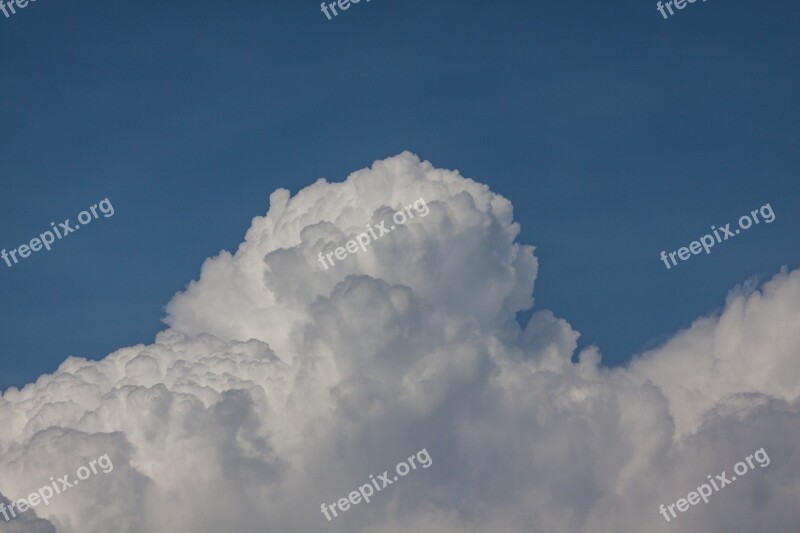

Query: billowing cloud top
(1, 153), (798, 533)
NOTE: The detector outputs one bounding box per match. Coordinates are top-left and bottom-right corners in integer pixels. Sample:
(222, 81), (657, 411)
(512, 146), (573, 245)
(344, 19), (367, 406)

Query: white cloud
(1, 152), (798, 532)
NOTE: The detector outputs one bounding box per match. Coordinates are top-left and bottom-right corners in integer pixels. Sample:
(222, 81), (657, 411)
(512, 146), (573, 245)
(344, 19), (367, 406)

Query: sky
(0, 1), (799, 532)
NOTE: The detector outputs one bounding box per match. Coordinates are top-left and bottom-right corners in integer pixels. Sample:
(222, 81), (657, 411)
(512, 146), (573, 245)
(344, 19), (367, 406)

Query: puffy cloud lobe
(164, 152), (537, 351)
(631, 267), (800, 437)
(0, 152), (798, 532)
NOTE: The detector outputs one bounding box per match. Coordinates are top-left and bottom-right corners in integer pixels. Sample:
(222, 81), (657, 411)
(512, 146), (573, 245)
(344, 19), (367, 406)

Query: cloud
(1, 152), (798, 532)
(631, 268), (800, 437)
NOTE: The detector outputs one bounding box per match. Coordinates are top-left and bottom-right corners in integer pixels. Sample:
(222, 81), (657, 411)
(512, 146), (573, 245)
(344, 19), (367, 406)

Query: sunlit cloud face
(1, 153), (798, 533)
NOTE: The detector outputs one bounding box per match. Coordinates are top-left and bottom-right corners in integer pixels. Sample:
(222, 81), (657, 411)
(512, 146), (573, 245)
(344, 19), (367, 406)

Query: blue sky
(1, 0), (798, 390)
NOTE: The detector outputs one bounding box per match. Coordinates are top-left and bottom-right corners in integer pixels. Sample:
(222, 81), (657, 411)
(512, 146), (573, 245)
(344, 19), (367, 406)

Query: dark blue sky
(1, 0), (798, 389)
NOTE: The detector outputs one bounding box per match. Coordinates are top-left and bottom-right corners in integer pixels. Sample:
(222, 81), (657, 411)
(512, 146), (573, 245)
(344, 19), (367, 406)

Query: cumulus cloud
(0, 152), (798, 532)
